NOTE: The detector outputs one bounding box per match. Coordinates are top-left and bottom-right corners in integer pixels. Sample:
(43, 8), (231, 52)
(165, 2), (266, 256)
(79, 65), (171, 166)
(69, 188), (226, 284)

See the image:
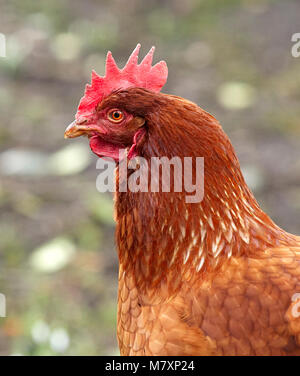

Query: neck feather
(114, 96), (298, 294)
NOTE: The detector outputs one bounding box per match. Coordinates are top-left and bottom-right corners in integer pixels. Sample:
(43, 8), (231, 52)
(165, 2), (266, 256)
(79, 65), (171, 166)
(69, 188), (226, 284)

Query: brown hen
(65, 45), (300, 356)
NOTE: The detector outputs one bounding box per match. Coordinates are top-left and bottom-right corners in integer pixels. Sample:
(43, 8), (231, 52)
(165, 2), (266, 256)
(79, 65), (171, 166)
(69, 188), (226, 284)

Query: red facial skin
(73, 107), (146, 162)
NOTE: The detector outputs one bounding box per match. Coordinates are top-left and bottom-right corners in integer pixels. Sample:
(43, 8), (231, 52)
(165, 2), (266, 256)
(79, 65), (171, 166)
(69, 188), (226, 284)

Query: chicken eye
(108, 109), (124, 123)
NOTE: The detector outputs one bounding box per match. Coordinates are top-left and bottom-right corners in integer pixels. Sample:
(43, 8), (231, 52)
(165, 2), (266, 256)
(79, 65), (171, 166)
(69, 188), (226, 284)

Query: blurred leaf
(51, 33), (82, 61)
(31, 320), (50, 344)
(217, 81), (256, 110)
(30, 237), (76, 273)
(48, 143), (91, 175)
(49, 328), (70, 353)
(0, 149), (48, 176)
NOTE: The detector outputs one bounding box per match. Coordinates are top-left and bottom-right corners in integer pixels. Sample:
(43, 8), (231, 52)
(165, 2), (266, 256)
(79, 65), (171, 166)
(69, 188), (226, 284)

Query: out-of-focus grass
(0, 0), (299, 355)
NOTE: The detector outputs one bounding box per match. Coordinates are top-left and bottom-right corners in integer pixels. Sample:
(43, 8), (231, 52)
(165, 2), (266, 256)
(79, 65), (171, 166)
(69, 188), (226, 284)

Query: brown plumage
(65, 46), (300, 356)
(113, 89), (300, 355)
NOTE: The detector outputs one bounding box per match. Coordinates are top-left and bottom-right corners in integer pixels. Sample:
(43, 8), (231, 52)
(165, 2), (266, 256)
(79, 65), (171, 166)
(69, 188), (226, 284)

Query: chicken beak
(64, 121), (91, 139)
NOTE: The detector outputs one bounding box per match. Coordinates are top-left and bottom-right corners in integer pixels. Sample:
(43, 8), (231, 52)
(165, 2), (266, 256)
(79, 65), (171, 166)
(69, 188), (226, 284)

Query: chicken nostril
(76, 118), (88, 125)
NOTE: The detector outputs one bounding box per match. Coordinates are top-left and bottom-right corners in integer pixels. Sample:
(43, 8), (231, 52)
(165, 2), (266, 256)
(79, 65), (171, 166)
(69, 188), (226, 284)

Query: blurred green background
(0, 0), (300, 355)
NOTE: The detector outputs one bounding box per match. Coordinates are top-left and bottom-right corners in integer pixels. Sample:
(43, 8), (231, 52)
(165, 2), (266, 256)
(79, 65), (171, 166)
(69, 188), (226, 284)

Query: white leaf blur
(47, 143), (91, 175)
(30, 237), (76, 273)
(217, 81), (256, 110)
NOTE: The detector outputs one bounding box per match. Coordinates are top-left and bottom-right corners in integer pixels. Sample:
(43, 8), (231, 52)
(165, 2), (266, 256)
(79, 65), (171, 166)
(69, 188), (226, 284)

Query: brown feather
(98, 88), (300, 355)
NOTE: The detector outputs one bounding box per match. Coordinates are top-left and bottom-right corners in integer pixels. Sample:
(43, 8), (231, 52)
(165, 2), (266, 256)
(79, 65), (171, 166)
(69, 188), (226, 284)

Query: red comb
(76, 44), (168, 118)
